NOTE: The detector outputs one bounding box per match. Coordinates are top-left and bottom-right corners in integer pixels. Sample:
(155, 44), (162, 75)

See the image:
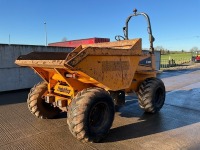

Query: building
(48, 37), (110, 48)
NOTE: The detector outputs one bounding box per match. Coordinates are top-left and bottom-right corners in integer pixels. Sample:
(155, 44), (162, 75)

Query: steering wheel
(115, 35), (125, 41)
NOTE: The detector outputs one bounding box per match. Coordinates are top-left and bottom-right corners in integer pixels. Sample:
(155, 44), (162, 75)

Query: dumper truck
(15, 9), (165, 143)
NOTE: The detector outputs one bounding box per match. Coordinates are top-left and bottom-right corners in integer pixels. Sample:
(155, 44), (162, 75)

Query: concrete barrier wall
(0, 44), (73, 92)
(0, 44), (161, 92)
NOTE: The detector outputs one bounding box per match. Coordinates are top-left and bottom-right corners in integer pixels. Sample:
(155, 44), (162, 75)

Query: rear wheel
(27, 82), (61, 119)
(137, 78), (165, 113)
(67, 87), (115, 143)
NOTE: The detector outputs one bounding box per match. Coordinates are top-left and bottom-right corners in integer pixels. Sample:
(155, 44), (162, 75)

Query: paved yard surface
(1, 67), (200, 150)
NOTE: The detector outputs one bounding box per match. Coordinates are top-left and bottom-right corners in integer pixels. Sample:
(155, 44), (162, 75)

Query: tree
(155, 46), (165, 54)
(155, 46), (164, 51)
(190, 46), (198, 53)
(61, 37), (67, 42)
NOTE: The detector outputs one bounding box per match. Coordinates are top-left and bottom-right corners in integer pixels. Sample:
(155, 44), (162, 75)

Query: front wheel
(137, 78), (166, 113)
(67, 87), (115, 143)
(27, 82), (61, 119)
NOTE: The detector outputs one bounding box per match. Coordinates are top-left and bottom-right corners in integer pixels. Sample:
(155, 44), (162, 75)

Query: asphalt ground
(1, 67), (200, 150)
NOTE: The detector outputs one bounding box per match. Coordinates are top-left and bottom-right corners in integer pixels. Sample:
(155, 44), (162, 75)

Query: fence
(160, 58), (191, 68)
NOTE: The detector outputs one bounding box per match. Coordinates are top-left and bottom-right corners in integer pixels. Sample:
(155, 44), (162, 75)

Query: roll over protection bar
(123, 9), (155, 53)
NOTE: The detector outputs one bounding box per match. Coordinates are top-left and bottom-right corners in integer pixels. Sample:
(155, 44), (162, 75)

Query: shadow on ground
(0, 89), (30, 105)
(103, 88), (200, 143)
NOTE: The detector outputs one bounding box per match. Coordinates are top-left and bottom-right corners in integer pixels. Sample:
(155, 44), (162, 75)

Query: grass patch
(161, 52), (192, 65)
(161, 53), (192, 60)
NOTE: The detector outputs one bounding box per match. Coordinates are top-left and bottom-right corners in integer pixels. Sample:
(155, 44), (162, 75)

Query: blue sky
(0, 0), (200, 51)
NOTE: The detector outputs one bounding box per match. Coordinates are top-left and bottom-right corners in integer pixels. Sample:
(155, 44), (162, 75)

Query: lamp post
(44, 22), (47, 46)
(9, 34), (10, 45)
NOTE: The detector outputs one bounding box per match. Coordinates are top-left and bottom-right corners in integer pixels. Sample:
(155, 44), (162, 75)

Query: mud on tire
(67, 87), (115, 143)
(27, 82), (61, 119)
(137, 78), (165, 113)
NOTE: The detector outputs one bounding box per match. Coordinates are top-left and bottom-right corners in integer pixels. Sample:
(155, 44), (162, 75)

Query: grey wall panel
(0, 45), (73, 69)
(0, 44), (73, 92)
(155, 50), (161, 70)
(0, 67), (42, 91)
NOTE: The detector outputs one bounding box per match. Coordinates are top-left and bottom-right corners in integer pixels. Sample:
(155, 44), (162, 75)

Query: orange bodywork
(15, 38), (156, 106)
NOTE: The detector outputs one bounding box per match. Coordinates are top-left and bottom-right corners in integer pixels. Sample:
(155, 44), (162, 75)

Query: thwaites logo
(57, 86), (71, 94)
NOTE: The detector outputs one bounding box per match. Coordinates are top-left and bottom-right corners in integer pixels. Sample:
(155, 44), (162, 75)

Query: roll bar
(123, 9), (155, 53)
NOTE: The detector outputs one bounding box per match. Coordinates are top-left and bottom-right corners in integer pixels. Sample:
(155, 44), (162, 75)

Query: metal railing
(160, 58), (191, 68)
